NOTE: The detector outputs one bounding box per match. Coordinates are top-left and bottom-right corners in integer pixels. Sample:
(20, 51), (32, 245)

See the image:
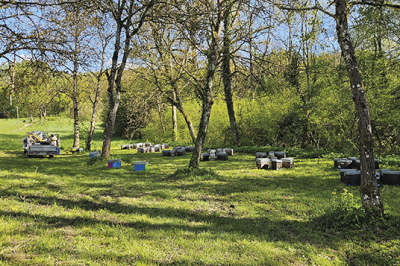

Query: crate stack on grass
(121, 144), (134, 149)
(89, 150), (101, 158)
(255, 151), (294, 170)
(120, 142), (170, 154)
(335, 157), (384, 186)
(162, 146), (194, 157)
(200, 148), (233, 161)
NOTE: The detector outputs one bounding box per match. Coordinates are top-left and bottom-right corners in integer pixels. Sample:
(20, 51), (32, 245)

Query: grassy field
(1, 118), (400, 265)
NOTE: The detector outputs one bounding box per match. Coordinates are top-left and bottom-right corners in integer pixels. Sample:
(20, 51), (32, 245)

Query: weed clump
(311, 189), (396, 231)
(87, 156), (106, 166)
(167, 167), (219, 181)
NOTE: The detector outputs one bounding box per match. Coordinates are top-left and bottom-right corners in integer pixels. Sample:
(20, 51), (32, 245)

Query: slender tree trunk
(163, 86), (196, 144)
(29, 110), (33, 122)
(102, 95), (120, 157)
(335, 0), (383, 217)
(72, 97), (79, 148)
(172, 90), (178, 141)
(175, 102), (196, 144)
(10, 52), (15, 106)
(188, 24), (221, 169)
(222, 0), (240, 146)
(72, 60), (80, 148)
(156, 95), (166, 132)
(249, 13), (256, 100)
(101, 23), (127, 158)
(188, 94), (214, 169)
(87, 75), (101, 152)
(101, 0), (154, 159)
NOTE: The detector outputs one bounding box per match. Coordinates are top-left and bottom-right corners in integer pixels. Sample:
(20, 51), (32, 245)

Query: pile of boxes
(255, 151), (294, 170)
(335, 157), (400, 186)
(200, 148), (234, 161)
(162, 146), (195, 157)
(89, 150), (101, 158)
(121, 143), (169, 153)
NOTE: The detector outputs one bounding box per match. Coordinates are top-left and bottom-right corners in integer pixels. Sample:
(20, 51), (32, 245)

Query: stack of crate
(255, 151), (294, 170)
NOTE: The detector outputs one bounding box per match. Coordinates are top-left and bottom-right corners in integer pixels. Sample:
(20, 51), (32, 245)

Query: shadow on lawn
(0, 203), (398, 266)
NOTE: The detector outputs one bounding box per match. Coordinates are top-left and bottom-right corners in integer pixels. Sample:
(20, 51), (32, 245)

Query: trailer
(23, 131), (60, 158)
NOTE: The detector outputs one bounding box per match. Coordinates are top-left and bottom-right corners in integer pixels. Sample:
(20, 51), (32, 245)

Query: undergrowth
(311, 189), (400, 232)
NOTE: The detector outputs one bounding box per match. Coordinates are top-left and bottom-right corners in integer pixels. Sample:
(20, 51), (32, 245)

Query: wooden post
(17, 106), (19, 131)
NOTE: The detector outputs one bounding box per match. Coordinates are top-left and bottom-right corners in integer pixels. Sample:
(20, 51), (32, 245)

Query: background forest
(1, 1), (400, 154)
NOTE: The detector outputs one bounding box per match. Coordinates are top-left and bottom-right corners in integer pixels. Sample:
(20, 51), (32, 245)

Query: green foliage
(380, 155), (400, 169)
(312, 189), (367, 229)
(111, 71), (156, 140)
(86, 154), (105, 166)
(312, 189), (400, 239)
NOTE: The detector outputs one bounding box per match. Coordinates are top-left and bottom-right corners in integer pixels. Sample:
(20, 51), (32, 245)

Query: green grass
(1, 118), (400, 265)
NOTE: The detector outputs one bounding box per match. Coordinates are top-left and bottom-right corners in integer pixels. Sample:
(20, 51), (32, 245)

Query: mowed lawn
(1, 118), (400, 265)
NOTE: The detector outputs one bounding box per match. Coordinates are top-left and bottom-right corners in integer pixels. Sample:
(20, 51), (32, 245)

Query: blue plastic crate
(107, 159), (121, 168)
(134, 161), (149, 171)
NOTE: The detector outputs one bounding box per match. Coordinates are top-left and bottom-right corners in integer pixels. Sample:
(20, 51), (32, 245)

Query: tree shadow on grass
(0, 202), (399, 266)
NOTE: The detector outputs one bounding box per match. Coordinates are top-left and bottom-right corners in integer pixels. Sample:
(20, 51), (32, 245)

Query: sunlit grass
(1, 118), (400, 265)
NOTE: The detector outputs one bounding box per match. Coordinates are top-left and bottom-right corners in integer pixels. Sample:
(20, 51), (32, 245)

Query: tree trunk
(222, 0), (240, 146)
(29, 110), (33, 122)
(72, 96), (79, 148)
(156, 95), (166, 133)
(335, 0), (383, 217)
(40, 105), (43, 121)
(172, 90), (178, 141)
(164, 89), (196, 144)
(175, 102), (196, 144)
(102, 95), (120, 158)
(188, 20), (221, 169)
(72, 61), (79, 148)
(101, 21), (126, 159)
(101, 0), (154, 159)
(188, 94), (214, 169)
(10, 52), (15, 106)
(87, 75), (102, 152)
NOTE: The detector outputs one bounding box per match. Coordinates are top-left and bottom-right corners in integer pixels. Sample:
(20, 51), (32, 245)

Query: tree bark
(87, 74), (101, 152)
(172, 90), (178, 141)
(72, 58), (79, 148)
(175, 101), (196, 144)
(39, 104), (43, 121)
(335, 0), (383, 217)
(222, 0), (240, 146)
(188, 93), (214, 169)
(188, 4), (222, 169)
